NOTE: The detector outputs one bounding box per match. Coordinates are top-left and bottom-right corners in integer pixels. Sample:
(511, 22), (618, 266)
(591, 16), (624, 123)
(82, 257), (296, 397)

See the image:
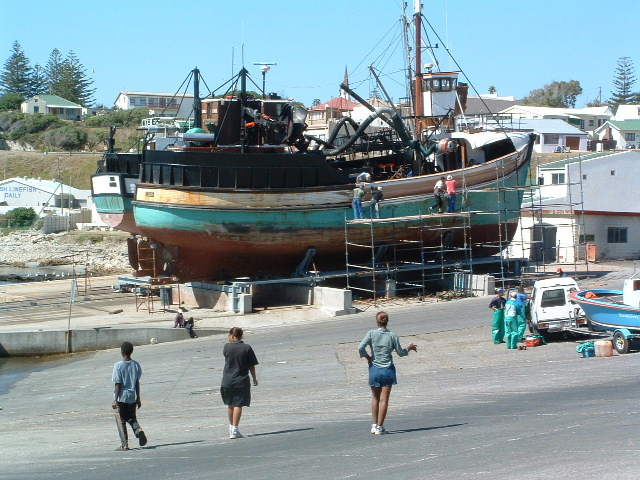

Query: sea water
(0, 264), (86, 284)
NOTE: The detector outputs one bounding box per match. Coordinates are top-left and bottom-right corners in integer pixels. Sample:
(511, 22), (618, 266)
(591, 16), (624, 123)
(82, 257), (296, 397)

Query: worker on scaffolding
(352, 184), (365, 219)
(432, 176), (446, 213)
(370, 186), (383, 219)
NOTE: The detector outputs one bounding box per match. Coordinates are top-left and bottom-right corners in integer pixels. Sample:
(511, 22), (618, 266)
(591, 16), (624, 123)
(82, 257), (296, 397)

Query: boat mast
(192, 67), (202, 129)
(239, 67), (249, 153)
(413, 0), (424, 121)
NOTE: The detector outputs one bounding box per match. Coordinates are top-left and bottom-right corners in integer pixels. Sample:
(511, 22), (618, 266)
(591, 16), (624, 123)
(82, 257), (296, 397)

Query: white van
(527, 277), (586, 337)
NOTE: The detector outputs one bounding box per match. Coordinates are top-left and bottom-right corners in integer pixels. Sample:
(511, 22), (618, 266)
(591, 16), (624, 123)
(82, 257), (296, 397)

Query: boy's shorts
(220, 386), (251, 407)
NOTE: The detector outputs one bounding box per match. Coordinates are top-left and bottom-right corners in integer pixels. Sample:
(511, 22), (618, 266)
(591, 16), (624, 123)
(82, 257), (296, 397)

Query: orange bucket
(525, 337), (542, 347)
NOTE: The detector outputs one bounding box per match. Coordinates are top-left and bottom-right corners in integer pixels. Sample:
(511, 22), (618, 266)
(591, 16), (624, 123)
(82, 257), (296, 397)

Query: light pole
(253, 62), (276, 99)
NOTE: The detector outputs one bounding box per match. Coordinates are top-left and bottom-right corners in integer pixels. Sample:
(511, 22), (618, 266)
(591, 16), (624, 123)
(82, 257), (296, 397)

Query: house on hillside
(114, 91), (195, 119)
(510, 118), (588, 153)
(305, 96), (359, 144)
(20, 94), (83, 121)
(499, 105), (612, 138)
(510, 150), (640, 263)
(594, 120), (640, 149)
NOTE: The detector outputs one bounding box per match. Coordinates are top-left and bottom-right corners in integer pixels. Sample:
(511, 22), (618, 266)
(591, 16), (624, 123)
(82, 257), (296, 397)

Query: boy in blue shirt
(112, 341), (147, 450)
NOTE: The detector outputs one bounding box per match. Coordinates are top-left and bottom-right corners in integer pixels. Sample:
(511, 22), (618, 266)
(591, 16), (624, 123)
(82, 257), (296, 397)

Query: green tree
(607, 57), (638, 113)
(0, 41), (33, 97)
(54, 51), (95, 106)
(0, 92), (24, 111)
(6, 207), (37, 223)
(488, 85), (497, 94)
(523, 80), (583, 108)
(30, 64), (48, 96)
(45, 48), (64, 94)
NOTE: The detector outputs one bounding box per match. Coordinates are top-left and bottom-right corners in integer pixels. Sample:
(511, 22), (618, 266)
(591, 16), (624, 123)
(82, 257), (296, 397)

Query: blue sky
(1, 0), (638, 108)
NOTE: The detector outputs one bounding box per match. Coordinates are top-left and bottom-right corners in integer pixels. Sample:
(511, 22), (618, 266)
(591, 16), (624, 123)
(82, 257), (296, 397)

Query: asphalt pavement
(2, 262), (639, 479)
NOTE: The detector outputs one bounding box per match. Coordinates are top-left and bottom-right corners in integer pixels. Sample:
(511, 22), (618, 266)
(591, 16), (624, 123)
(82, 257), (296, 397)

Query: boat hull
(570, 290), (640, 332)
(131, 146), (530, 280)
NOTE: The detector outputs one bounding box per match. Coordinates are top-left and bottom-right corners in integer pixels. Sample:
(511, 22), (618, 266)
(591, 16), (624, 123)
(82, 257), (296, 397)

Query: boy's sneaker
(230, 427), (243, 439)
(138, 430), (147, 447)
(374, 426), (387, 435)
(370, 424), (378, 434)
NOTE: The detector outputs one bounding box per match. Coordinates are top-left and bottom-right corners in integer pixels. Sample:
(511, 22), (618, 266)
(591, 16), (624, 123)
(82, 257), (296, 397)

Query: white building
(510, 151), (640, 263)
(0, 177), (90, 216)
(511, 119), (589, 153)
(614, 104), (640, 121)
(114, 91), (195, 119)
(594, 120), (640, 149)
(20, 94), (83, 121)
(499, 105), (612, 138)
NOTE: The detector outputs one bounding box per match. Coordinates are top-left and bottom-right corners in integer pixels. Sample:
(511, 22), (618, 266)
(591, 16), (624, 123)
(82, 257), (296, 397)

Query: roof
(607, 120), (640, 131)
(510, 118), (587, 135)
(30, 94), (81, 108)
(614, 104), (640, 120)
(500, 104), (612, 118)
(0, 177), (89, 198)
(117, 91), (194, 98)
(539, 150), (640, 172)
(310, 97), (358, 111)
(465, 96), (522, 115)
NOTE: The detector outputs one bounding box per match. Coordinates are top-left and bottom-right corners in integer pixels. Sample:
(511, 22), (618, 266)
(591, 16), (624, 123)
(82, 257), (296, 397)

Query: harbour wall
(0, 326), (225, 357)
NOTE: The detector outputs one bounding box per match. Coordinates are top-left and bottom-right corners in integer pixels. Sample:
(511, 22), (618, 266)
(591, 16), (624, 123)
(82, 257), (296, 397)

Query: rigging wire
(421, 14), (512, 140)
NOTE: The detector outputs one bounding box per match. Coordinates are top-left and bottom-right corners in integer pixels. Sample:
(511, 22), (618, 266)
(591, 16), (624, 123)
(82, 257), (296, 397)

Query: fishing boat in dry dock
(90, 126), (141, 235)
(126, 3), (536, 282)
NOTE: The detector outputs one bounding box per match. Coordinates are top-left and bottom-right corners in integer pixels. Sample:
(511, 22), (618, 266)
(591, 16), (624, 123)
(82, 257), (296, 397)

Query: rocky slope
(0, 231), (131, 275)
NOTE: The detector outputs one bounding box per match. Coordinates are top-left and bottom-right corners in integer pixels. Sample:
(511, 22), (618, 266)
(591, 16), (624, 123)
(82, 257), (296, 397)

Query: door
(565, 136), (580, 150)
(530, 223), (557, 263)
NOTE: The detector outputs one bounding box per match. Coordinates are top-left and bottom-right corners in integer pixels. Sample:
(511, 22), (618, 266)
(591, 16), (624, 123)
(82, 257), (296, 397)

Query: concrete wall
(0, 326), (224, 357)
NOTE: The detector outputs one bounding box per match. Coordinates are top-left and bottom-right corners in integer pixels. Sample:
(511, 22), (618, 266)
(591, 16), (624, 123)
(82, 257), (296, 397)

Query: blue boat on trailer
(570, 274), (640, 354)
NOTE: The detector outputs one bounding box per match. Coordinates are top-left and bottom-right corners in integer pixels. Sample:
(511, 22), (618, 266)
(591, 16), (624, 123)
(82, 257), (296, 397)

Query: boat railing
(139, 160), (348, 189)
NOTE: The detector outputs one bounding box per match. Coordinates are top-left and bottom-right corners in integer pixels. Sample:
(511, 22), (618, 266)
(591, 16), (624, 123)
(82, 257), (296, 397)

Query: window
(33, 106), (39, 113)
(551, 173), (565, 184)
(611, 170), (615, 176)
(139, 98), (146, 106)
(544, 134), (560, 145)
(582, 174), (587, 180)
(588, 120), (594, 127)
(541, 289), (567, 308)
(625, 133), (636, 141)
(607, 227), (627, 243)
(579, 234), (595, 243)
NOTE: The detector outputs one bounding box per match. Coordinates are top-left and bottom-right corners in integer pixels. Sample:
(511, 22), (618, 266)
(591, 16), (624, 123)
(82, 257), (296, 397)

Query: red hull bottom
(133, 222), (517, 282)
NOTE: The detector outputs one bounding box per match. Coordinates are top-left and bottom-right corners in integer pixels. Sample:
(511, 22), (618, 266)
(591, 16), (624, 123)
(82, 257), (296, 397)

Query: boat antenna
(253, 62), (277, 99)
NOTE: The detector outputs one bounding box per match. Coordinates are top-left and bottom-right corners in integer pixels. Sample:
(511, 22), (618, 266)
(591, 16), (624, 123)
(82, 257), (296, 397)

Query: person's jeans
(352, 198), (364, 219)
(448, 194), (457, 212)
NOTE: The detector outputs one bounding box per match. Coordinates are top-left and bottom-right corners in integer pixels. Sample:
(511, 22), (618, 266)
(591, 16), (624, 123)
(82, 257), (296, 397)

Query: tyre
(613, 331), (630, 354)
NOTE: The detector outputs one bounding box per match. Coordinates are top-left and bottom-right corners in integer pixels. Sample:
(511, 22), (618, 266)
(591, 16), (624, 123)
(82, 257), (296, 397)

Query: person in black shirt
(221, 327), (259, 439)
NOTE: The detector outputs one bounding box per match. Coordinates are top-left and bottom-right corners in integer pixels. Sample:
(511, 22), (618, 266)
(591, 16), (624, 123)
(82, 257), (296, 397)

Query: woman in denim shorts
(358, 311), (417, 435)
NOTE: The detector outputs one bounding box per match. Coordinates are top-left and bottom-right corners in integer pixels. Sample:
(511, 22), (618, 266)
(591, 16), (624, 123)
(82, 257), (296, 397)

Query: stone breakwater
(0, 231), (131, 275)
